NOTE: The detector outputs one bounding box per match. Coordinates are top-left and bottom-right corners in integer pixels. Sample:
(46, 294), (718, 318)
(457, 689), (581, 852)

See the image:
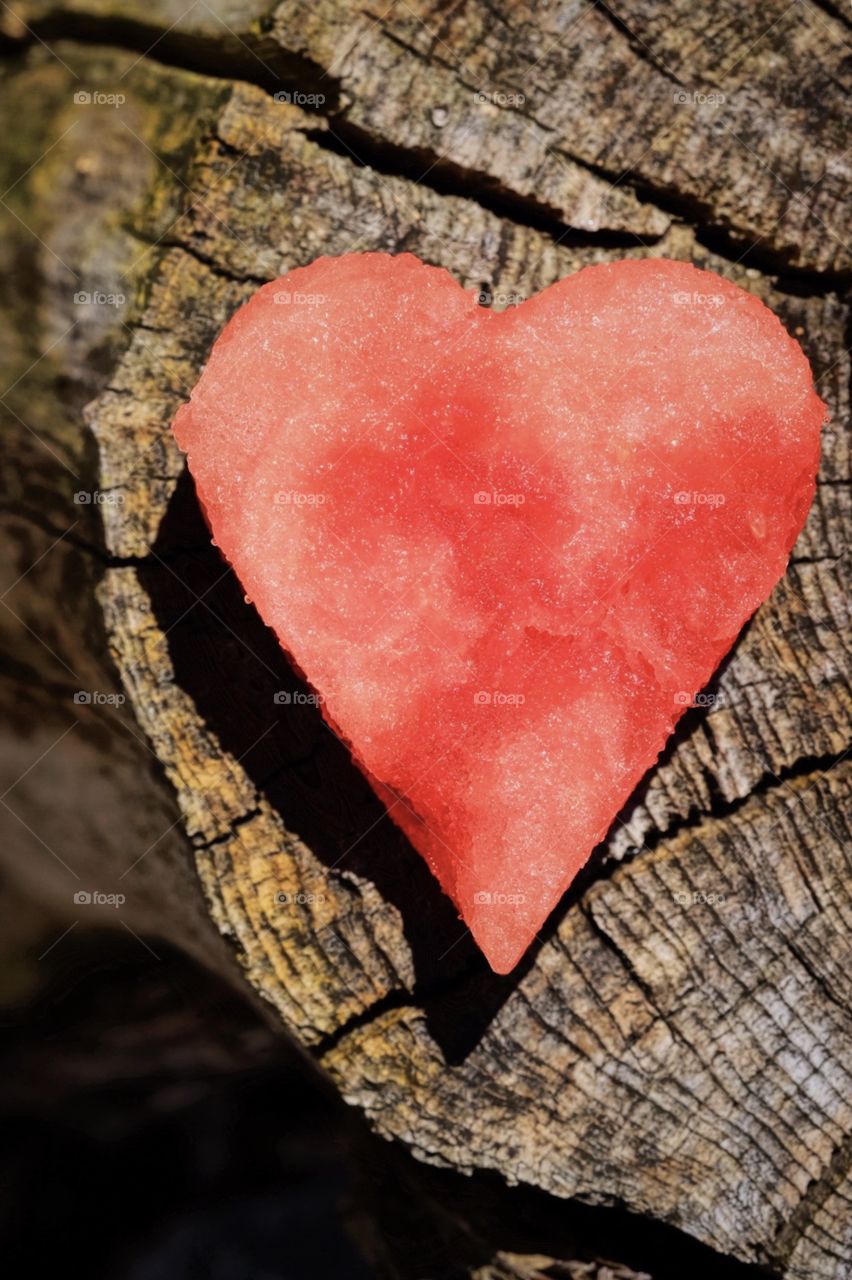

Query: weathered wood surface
(0, 3), (850, 1276)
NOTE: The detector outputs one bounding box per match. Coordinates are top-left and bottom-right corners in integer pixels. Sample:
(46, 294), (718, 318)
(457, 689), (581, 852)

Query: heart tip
(477, 932), (537, 976)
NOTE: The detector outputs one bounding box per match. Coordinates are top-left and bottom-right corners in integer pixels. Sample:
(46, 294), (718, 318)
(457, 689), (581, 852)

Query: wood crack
(3, 16), (851, 290)
(767, 1125), (852, 1272)
(306, 119), (659, 248)
(313, 987), (416, 1059)
(591, 0), (686, 88)
(594, 743), (852, 887)
(130, 231), (271, 288)
(193, 807), (263, 851)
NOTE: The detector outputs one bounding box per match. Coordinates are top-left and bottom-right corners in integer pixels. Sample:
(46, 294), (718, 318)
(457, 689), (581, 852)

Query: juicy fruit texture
(174, 254), (825, 974)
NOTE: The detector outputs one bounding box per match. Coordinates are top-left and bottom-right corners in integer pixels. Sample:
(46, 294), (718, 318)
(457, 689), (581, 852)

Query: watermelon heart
(174, 254), (825, 973)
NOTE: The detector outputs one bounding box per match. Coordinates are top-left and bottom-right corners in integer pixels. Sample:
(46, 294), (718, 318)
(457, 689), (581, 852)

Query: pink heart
(175, 254), (825, 973)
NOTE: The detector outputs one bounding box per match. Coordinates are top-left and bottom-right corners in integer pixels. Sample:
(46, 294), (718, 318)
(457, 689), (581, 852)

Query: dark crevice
(580, 900), (660, 1006)
(193, 807), (263, 852)
(593, 741), (852, 883)
(591, 0), (686, 87)
(374, 20), (469, 81)
(313, 987), (415, 1059)
(698, 228), (852, 298)
(626, 179), (852, 296)
(130, 231), (271, 289)
(696, 714), (735, 816)
(791, 551), (847, 566)
(131, 323), (173, 338)
(305, 118), (657, 248)
(785, 936), (850, 1019)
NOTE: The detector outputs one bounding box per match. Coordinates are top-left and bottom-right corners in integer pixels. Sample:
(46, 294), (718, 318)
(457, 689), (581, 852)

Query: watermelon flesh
(174, 254), (825, 974)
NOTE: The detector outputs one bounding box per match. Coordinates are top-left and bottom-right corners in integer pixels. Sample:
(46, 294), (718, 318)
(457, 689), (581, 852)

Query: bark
(0, 4), (850, 1277)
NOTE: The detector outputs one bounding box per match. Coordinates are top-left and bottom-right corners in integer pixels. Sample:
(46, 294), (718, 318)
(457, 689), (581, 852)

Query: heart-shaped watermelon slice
(174, 254), (825, 973)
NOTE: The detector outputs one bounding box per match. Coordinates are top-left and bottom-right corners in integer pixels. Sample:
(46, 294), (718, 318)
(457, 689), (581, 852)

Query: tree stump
(1, 3), (850, 1277)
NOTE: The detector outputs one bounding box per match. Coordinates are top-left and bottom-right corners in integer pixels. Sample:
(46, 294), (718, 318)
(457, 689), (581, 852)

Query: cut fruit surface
(174, 254), (825, 973)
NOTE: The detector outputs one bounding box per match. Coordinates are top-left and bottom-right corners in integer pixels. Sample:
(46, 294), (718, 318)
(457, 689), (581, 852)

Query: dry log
(0, 5), (850, 1275)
